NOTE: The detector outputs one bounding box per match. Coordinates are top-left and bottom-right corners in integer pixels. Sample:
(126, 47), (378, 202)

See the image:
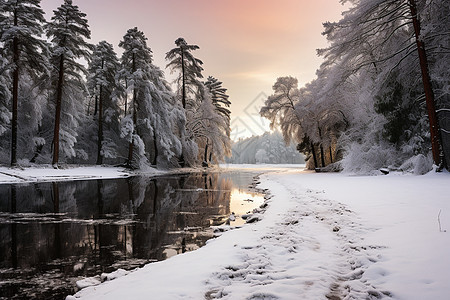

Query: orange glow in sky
(41, 0), (346, 139)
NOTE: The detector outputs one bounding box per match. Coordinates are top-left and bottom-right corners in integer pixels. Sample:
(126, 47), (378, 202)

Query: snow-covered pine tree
(146, 64), (184, 168)
(165, 38), (206, 166)
(119, 27), (182, 169)
(87, 41), (121, 165)
(186, 84), (230, 165)
(0, 0), (49, 166)
(17, 72), (49, 164)
(45, 0), (91, 167)
(165, 38), (204, 110)
(204, 76), (231, 163)
(118, 27), (152, 168)
(0, 56), (11, 162)
(205, 76), (231, 126)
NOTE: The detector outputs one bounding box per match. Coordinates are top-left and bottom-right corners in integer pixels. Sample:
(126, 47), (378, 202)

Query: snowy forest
(0, 0), (231, 169)
(2, 0), (450, 174)
(226, 131), (305, 164)
(260, 0), (450, 174)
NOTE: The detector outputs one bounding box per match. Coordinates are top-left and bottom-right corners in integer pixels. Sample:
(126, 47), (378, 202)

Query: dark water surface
(0, 171), (264, 299)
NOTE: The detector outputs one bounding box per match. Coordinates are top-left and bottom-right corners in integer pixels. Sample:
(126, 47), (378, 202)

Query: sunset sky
(40, 0), (347, 139)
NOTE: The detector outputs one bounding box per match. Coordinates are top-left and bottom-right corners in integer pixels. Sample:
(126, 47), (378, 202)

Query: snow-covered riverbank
(0, 164), (208, 184)
(0, 163), (305, 184)
(64, 166), (450, 300)
(0, 165), (134, 183)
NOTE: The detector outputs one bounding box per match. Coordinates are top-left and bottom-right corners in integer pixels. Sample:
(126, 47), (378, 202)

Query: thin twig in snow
(438, 210), (446, 232)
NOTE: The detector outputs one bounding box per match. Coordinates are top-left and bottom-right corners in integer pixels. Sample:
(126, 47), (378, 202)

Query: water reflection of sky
(230, 188), (265, 226)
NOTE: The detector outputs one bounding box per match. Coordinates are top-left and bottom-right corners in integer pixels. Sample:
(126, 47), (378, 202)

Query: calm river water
(0, 171), (264, 299)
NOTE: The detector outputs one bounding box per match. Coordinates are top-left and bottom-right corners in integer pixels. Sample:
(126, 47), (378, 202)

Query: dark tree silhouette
(0, 0), (49, 166)
(46, 0), (91, 167)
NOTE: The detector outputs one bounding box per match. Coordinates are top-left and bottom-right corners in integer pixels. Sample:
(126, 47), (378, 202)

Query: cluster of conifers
(0, 0), (231, 169)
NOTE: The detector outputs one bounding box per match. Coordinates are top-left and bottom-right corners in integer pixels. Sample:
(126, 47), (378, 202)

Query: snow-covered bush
(399, 154), (433, 175)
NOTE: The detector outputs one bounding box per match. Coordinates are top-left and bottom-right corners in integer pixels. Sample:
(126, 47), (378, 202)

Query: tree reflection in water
(0, 171), (262, 299)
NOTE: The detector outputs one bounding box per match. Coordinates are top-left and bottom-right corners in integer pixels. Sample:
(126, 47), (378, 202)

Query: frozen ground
(61, 165), (450, 300)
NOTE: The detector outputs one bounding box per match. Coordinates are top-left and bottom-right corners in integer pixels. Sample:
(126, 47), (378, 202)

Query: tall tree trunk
(317, 125), (325, 167)
(127, 141), (133, 167)
(181, 49), (186, 109)
(127, 54), (137, 168)
(52, 55), (65, 167)
(124, 80), (128, 116)
(11, 11), (19, 166)
(329, 147), (333, 164)
(152, 127), (158, 166)
(127, 95), (136, 168)
(178, 46), (187, 165)
(127, 88), (137, 167)
(93, 95), (98, 116)
(310, 142), (318, 169)
(320, 144), (326, 168)
(96, 85), (103, 165)
(204, 142), (208, 162)
(11, 37), (19, 166)
(152, 179), (158, 214)
(96, 59), (105, 165)
(409, 0), (443, 166)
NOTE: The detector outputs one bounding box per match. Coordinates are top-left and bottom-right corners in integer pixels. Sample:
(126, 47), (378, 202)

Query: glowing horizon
(40, 0), (347, 140)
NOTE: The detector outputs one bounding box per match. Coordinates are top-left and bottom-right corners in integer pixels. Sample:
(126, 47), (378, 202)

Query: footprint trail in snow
(205, 173), (392, 299)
